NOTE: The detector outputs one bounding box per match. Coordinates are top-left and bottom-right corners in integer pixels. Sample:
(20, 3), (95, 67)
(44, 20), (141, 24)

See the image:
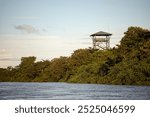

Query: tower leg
(93, 37), (96, 49)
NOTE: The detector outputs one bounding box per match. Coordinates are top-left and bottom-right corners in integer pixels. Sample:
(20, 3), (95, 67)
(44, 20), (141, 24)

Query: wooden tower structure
(90, 31), (112, 49)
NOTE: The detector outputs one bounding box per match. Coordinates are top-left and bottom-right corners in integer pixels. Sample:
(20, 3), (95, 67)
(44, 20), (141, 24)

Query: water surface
(0, 82), (150, 100)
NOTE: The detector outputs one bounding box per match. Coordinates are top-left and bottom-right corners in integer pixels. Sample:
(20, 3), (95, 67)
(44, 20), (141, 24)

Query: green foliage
(0, 68), (10, 81)
(118, 26), (150, 59)
(105, 26), (150, 85)
(12, 56), (36, 81)
(0, 26), (150, 85)
(36, 57), (68, 82)
(68, 63), (100, 83)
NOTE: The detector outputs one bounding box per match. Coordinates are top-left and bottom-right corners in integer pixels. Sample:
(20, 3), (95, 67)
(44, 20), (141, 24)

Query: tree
(13, 56), (37, 81)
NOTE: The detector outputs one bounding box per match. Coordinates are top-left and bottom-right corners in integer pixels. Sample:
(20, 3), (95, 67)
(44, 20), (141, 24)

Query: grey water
(0, 82), (150, 100)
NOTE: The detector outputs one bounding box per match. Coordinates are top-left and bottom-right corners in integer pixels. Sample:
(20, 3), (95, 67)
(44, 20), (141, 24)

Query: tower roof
(90, 31), (112, 36)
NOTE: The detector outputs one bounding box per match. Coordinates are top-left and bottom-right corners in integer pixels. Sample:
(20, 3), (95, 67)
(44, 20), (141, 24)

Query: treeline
(0, 26), (150, 85)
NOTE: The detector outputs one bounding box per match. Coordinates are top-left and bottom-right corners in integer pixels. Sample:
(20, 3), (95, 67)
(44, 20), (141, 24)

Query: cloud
(42, 28), (47, 32)
(0, 49), (19, 68)
(0, 48), (11, 55)
(0, 49), (6, 54)
(0, 58), (19, 61)
(15, 16), (38, 20)
(15, 24), (39, 34)
(0, 49), (17, 61)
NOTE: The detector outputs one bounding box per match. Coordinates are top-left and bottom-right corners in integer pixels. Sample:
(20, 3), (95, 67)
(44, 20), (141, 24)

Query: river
(0, 82), (150, 100)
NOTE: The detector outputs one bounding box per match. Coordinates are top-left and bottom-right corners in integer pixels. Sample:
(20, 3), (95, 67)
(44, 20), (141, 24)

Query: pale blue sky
(0, 0), (150, 68)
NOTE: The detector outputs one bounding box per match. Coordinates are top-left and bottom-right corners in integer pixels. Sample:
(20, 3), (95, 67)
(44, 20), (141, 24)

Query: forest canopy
(0, 26), (150, 85)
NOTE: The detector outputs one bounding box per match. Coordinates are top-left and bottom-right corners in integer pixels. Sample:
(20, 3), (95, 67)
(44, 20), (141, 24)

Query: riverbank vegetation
(0, 26), (150, 85)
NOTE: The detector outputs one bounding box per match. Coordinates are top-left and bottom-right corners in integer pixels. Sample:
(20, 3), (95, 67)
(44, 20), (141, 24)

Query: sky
(0, 0), (150, 68)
